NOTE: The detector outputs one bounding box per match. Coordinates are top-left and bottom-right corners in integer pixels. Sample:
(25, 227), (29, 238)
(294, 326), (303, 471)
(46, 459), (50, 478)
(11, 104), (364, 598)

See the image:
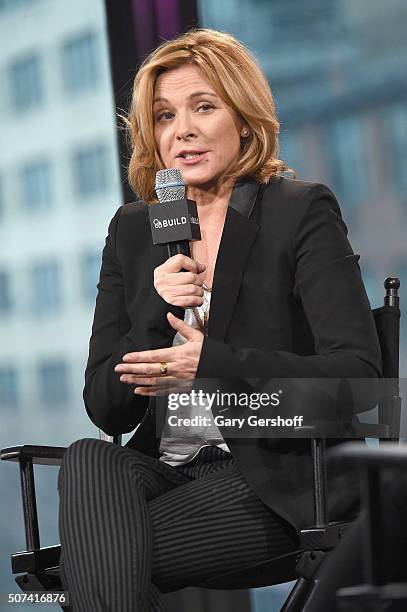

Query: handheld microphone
(149, 168), (201, 259)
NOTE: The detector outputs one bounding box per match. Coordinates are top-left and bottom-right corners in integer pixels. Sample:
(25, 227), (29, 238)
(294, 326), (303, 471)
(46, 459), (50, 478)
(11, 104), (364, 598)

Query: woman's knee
(58, 438), (117, 490)
(63, 437), (109, 465)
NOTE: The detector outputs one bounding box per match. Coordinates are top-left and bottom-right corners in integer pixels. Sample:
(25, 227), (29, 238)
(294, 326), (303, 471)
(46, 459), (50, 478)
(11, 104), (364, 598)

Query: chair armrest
(329, 442), (407, 468)
(0, 445), (66, 466)
(294, 421), (389, 439)
(1, 445), (67, 552)
(12, 545), (61, 574)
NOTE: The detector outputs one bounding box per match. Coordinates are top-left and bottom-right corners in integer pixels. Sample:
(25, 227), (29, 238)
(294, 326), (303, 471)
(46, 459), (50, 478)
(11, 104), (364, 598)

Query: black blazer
(84, 176), (382, 532)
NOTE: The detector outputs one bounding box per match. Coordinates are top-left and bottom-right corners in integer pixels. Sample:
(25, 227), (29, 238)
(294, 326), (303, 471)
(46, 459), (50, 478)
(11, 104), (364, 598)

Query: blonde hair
(125, 28), (292, 203)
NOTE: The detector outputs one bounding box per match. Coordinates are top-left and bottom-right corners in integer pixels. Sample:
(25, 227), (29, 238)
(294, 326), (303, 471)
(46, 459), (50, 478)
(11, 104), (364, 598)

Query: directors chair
(1, 277), (401, 611)
(330, 443), (407, 612)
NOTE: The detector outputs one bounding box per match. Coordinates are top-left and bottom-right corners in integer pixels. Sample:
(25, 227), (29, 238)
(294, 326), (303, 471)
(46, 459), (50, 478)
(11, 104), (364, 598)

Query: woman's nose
(175, 112), (196, 141)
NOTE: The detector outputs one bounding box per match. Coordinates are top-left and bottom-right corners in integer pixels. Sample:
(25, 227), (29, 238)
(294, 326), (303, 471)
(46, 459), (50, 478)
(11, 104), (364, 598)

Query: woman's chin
(180, 168), (210, 181)
(181, 170), (221, 191)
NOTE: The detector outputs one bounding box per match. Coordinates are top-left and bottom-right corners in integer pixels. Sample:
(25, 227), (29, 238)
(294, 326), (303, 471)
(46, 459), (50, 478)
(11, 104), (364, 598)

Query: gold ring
(160, 362), (168, 376)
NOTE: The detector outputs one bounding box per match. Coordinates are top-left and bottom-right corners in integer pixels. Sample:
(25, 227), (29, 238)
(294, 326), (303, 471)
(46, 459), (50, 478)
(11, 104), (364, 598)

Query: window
(9, 53), (44, 112)
(38, 359), (70, 407)
(0, 270), (12, 313)
(0, 172), (3, 217)
(329, 115), (367, 205)
(61, 31), (99, 93)
(0, 0), (38, 11)
(30, 260), (62, 313)
(71, 142), (109, 197)
(20, 159), (53, 210)
(81, 250), (101, 302)
(359, 263), (380, 309)
(395, 262), (407, 321)
(279, 130), (301, 178)
(0, 367), (19, 409)
(388, 104), (407, 192)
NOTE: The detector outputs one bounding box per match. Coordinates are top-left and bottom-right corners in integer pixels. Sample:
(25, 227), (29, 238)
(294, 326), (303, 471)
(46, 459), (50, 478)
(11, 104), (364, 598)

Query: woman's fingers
(154, 274), (204, 307)
(159, 272), (203, 287)
(171, 283), (204, 295)
(162, 254), (205, 274)
(135, 379), (192, 396)
(172, 295), (204, 307)
(119, 375), (177, 385)
(166, 312), (203, 341)
(167, 282), (204, 307)
(153, 255), (206, 307)
(117, 327), (201, 367)
(116, 363), (171, 377)
(119, 372), (190, 396)
(134, 386), (169, 396)
(115, 326), (203, 393)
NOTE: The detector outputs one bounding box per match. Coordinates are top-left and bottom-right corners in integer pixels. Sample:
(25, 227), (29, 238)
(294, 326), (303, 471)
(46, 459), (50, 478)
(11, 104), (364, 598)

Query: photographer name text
(167, 415), (304, 428)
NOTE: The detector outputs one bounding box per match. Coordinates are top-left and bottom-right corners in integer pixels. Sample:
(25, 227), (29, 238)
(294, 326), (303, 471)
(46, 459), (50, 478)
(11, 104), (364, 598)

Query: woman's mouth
(178, 152), (208, 165)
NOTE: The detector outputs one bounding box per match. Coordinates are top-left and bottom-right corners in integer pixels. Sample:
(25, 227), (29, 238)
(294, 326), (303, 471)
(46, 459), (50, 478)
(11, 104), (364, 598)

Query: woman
(58, 29), (381, 611)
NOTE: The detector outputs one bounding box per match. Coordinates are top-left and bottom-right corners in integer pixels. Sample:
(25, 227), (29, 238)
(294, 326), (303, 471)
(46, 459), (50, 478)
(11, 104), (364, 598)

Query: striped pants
(58, 438), (298, 612)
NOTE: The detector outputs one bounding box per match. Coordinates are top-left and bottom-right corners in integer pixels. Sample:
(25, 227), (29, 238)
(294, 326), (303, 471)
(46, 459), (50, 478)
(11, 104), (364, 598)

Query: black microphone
(149, 168), (201, 259)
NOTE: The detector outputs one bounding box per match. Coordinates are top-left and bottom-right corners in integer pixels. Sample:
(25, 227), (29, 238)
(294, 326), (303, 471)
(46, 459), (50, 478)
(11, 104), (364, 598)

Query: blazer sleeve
(196, 184), (382, 403)
(83, 206), (149, 436)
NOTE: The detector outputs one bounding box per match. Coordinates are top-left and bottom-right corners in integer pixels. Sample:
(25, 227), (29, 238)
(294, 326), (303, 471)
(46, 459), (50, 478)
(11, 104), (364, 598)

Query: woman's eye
(156, 111), (174, 122)
(197, 103), (214, 112)
(155, 104), (214, 122)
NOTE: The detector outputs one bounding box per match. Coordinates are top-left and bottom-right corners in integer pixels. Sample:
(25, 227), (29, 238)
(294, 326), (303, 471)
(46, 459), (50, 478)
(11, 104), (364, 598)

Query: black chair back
(373, 277), (401, 440)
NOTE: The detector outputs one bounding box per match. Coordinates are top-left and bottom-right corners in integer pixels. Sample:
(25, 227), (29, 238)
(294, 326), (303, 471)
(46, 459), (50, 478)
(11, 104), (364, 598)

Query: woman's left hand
(114, 312), (204, 396)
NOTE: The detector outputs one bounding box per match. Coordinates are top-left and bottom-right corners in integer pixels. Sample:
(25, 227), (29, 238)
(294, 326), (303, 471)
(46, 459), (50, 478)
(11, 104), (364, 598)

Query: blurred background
(0, 0), (406, 610)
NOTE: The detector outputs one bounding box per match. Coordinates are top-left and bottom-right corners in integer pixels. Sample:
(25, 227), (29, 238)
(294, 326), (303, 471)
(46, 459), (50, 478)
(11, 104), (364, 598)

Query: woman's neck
(187, 178), (235, 214)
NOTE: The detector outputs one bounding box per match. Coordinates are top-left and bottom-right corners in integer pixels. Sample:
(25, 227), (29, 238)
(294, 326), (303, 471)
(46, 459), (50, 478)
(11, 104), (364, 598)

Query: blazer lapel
(208, 179), (261, 341)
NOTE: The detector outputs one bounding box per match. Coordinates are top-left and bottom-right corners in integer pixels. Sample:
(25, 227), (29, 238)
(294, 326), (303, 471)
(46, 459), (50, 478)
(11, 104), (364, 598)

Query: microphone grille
(155, 168), (185, 202)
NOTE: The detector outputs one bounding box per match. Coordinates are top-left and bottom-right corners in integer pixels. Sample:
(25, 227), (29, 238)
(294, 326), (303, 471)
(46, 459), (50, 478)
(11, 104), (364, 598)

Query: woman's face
(153, 64), (244, 194)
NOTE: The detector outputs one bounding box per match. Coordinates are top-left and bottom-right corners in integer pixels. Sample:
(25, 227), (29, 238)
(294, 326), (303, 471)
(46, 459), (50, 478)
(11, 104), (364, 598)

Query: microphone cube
(149, 198), (201, 245)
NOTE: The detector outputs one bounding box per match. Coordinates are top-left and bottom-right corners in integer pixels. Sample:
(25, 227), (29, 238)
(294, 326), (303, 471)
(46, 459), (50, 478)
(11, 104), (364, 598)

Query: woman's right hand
(153, 254), (206, 308)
